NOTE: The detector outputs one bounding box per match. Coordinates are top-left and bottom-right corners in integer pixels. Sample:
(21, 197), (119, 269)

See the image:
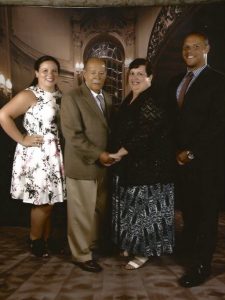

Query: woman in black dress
(110, 58), (175, 270)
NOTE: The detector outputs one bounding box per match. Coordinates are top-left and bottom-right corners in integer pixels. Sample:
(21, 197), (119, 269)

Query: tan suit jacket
(60, 83), (112, 179)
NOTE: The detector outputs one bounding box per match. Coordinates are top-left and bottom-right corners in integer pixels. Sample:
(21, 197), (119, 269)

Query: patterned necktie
(96, 94), (106, 115)
(178, 72), (194, 108)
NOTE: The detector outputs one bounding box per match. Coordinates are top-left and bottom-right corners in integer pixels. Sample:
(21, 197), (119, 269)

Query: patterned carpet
(0, 211), (225, 300)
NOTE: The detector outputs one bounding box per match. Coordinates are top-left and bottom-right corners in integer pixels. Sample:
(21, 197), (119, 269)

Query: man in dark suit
(168, 32), (225, 287)
(61, 57), (114, 272)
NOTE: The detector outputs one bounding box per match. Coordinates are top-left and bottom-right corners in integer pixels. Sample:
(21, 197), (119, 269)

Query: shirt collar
(90, 89), (103, 98)
(187, 64), (208, 77)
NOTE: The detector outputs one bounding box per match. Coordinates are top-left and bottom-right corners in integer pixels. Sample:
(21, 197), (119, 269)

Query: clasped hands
(99, 147), (128, 167)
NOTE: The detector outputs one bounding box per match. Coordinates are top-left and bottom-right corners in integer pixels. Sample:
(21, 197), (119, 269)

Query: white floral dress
(11, 86), (66, 205)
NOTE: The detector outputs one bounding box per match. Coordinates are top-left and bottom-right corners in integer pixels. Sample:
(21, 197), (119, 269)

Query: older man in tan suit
(61, 57), (114, 272)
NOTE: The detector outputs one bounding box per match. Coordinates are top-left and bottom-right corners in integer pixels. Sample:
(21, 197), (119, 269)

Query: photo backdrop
(0, 2), (224, 225)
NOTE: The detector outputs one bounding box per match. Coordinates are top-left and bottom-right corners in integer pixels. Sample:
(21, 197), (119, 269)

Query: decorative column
(71, 14), (84, 87)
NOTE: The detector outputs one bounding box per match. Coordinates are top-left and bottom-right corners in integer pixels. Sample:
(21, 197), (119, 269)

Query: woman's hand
(109, 153), (122, 162)
(21, 134), (44, 147)
(117, 147), (128, 157)
(109, 147), (128, 163)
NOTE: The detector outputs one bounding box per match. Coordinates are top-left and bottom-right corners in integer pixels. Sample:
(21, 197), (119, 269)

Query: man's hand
(176, 150), (192, 165)
(99, 151), (115, 166)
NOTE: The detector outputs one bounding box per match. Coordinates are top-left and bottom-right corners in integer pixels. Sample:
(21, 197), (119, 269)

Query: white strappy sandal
(124, 256), (148, 270)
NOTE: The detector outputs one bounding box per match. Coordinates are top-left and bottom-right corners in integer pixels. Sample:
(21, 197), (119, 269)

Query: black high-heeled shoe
(28, 238), (49, 257)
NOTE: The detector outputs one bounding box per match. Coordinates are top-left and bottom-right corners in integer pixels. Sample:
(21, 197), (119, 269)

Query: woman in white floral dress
(0, 56), (66, 257)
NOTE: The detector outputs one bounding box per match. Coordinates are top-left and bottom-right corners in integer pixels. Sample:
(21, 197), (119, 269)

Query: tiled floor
(0, 211), (225, 300)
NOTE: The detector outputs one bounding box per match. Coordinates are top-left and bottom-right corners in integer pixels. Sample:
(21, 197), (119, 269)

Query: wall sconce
(0, 72), (12, 102)
(124, 58), (132, 68)
(74, 62), (84, 86)
(75, 62), (84, 74)
(0, 73), (6, 88)
(5, 79), (12, 94)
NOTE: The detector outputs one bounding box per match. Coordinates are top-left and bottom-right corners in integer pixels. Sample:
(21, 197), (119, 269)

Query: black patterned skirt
(112, 175), (175, 257)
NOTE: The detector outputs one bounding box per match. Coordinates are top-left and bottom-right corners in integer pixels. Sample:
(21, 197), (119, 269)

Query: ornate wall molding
(147, 5), (185, 64)
(71, 9), (136, 50)
(0, 0), (220, 7)
(147, 4), (202, 66)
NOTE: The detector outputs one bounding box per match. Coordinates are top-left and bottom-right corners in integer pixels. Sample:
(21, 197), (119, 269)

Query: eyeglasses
(129, 71), (147, 79)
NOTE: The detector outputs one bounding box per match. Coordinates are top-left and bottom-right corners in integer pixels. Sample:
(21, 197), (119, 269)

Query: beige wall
(11, 7), (72, 61)
(135, 6), (161, 58)
(11, 6), (161, 66)
(7, 6), (162, 94)
(10, 7), (77, 93)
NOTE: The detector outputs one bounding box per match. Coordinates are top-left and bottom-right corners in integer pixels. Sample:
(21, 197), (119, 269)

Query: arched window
(84, 39), (124, 105)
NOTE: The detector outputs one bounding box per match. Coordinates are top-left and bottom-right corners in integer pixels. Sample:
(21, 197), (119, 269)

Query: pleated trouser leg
(66, 176), (107, 262)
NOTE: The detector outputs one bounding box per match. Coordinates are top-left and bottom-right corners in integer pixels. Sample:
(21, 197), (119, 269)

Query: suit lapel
(180, 67), (210, 109)
(102, 91), (111, 121)
(81, 84), (108, 127)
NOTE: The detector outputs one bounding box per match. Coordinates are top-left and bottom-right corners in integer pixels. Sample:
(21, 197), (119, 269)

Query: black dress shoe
(179, 264), (211, 288)
(73, 260), (102, 273)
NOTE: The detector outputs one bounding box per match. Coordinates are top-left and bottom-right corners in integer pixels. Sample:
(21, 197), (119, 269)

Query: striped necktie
(178, 72), (194, 108)
(96, 94), (106, 115)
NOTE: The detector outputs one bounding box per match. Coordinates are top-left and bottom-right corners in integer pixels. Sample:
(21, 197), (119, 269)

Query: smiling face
(182, 34), (209, 71)
(35, 60), (59, 92)
(83, 58), (107, 93)
(128, 65), (152, 97)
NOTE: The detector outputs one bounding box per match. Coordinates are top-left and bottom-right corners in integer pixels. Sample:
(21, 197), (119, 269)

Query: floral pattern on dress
(11, 85), (66, 205)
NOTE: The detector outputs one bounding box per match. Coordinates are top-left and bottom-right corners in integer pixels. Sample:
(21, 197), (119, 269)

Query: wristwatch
(186, 150), (195, 160)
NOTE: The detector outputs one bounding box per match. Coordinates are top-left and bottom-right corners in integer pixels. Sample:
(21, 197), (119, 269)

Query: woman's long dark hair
(30, 55), (60, 87)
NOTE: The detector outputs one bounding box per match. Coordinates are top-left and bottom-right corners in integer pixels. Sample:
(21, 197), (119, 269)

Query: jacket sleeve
(60, 93), (103, 164)
(189, 79), (225, 157)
